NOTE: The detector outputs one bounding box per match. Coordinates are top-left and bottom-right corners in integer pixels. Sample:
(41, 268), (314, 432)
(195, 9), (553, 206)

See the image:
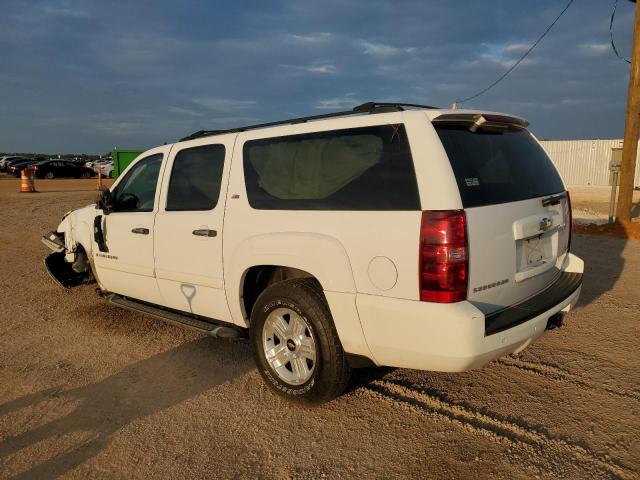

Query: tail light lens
(419, 210), (468, 303)
(566, 191), (572, 252)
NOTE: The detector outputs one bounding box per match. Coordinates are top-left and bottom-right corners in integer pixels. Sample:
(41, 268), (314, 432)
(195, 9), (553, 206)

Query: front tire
(250, 279), (351, 404)
(45, 171), (54, 179)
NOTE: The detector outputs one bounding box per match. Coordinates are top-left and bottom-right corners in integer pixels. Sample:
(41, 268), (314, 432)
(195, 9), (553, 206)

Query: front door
(153, 137), (234, 323)
(93, 147), (168, 304)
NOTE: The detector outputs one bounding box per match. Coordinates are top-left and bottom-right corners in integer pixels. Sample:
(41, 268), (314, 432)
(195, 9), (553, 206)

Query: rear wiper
(541, 192), (567, 207)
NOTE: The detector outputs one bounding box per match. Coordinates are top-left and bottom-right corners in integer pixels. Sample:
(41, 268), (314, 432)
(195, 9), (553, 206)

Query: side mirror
(96, 186), (114, 215)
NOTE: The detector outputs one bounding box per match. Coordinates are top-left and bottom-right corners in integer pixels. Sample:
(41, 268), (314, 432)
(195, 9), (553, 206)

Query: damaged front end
(42, 231), (93, 288)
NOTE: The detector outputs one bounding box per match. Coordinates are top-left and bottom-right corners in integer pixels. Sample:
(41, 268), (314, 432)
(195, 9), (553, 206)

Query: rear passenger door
(154, 136), (235, 323)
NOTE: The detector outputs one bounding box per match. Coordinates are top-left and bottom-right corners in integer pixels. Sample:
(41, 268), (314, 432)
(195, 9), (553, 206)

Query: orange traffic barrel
(20, 168), (36, 193)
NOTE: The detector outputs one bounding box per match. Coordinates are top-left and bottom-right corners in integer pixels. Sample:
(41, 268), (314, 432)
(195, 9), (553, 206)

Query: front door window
(112, 154), (163, 212)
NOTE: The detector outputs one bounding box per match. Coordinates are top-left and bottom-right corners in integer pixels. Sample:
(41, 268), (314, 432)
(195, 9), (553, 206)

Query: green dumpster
(112, 149), (144, 179)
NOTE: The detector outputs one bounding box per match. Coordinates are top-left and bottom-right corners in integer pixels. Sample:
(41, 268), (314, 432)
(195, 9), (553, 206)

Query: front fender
(43, 204), (97, 288)
(56, 204), (95, 255)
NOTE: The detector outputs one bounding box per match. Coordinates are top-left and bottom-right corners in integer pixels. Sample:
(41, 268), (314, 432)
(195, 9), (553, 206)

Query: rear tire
(45, 171), (54, 179)
(82, 171), (91, 179)
(250, 278), (351, 404)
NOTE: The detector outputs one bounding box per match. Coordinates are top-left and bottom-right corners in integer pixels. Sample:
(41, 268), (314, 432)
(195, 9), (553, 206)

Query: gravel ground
(0, 178), (638, 479)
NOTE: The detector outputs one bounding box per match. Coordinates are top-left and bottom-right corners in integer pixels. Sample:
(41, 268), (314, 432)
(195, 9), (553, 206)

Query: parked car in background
(7, 159), (38, 177)
(68, 158), (89, 166)
(0, 156), (28, 172)
(94, 160), (114, 178)
(88, 159), (111, 170)
(3, 157), (32, 173)
(33, 160), (94, 179)
(85, 159), (104, 168)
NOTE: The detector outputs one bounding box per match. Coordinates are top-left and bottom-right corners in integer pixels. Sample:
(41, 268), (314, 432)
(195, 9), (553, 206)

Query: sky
(0, 0), (636, 154)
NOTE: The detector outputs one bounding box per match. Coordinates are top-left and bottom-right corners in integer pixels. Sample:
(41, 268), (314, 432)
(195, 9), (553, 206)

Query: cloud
(287, 32), (332, 43)
(502, 43), (529, 54)
(94, 121), (142, 136)
(282, 63), (337, 75)
(40, 5), (91, 18)
(191, 98), (257, 112)
(168, 106), (205, 117)
(315, 95), (359, 110)
(360, 41), (415, 57)
(560, 98), (589, 106)
(494, 56), (535, 69)
(579, 43), (609, 56)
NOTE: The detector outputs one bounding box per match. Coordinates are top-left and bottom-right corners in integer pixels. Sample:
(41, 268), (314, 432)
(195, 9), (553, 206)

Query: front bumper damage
(42, 231), (93, 288)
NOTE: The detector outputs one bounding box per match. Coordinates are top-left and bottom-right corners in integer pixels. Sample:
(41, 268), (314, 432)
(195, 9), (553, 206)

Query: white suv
(42, 102), (583, 403)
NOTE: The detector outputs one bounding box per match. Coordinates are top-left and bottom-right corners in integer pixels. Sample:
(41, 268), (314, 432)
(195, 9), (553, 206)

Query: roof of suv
(178, 102), (438, 142)
(177, 102), (530, 144)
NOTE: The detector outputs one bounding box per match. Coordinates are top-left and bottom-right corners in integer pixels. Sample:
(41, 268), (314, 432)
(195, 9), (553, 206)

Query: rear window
(243, 124), (420, 210)
(435, 126), (564, 208)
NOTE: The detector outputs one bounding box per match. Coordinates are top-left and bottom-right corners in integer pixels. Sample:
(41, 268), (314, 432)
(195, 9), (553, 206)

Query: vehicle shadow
(0, 337), (252, 479)
(569, 233), (627, 307)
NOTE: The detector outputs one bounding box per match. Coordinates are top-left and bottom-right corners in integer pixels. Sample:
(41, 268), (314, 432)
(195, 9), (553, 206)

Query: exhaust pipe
(545, 312), (565, 331)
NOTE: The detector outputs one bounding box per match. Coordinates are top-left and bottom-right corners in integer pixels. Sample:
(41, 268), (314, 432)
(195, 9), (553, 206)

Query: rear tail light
(566, 191), (572, 252)
(419, 210), (468, 303)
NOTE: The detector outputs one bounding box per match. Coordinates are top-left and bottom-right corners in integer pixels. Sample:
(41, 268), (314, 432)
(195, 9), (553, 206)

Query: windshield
(435, 126), (565, 208)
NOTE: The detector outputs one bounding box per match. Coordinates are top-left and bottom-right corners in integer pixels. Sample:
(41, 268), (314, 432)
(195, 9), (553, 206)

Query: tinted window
(435, 126), (565, 208)
(112, 154), (163, 212)
(166, 144), (225, 211)
(243, 124), (420, 210)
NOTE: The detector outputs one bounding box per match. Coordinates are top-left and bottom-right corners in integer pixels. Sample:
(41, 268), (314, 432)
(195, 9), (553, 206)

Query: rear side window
(243, 124), (420, 210)
(166, 144), (225, 211)
(435, 126), (564, 208)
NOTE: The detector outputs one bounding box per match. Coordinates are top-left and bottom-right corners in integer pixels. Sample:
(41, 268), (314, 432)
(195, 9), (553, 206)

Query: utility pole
(616, 0), (640, 222)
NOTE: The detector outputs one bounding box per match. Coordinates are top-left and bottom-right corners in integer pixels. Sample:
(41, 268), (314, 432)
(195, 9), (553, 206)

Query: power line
(610, 0), (631, 64)
(455, 0), (575, 105)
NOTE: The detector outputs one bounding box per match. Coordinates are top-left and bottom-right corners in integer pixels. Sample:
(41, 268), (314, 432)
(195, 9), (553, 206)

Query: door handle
(192, 229), (217, 237)
(131, 227), (149, 235)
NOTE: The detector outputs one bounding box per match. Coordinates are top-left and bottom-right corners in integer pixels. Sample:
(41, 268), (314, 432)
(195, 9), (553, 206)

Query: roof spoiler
(432, 113), (529, 132)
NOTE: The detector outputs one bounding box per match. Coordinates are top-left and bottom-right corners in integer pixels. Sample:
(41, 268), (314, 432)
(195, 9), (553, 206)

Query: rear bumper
(356, 253), (583, 372)
(485, 271), (582, 335)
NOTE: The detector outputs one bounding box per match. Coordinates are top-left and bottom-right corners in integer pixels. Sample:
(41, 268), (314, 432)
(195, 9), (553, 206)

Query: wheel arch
(226, 232), (375, 362)
(227, 232), (356, 327)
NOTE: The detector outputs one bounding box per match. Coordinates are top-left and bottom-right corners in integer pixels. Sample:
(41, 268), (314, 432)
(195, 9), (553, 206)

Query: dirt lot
(0, 178), (638, 479)
(568, 186), (640, 224)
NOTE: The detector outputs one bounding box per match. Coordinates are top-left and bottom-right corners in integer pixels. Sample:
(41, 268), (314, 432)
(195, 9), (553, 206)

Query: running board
(106, 294), (246, 339)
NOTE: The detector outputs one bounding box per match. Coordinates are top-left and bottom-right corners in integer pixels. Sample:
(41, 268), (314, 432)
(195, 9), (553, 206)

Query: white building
(540, 139), (640, 187)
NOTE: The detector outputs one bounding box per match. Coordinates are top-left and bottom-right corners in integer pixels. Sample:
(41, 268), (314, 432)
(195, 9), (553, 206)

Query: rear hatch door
(433, 114), (571, 315)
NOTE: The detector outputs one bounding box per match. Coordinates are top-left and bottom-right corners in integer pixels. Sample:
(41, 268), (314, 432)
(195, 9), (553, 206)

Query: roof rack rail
(179, 101), (438, 142)
(352, 101), (438, 112)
